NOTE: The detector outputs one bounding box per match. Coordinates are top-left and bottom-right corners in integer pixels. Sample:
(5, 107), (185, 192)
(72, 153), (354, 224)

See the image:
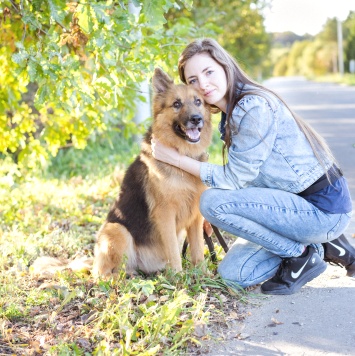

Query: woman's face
(184, 52), (228, 112)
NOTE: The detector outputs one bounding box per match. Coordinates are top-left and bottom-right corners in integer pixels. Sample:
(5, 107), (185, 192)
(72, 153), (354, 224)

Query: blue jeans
(200, 187), (352, 288)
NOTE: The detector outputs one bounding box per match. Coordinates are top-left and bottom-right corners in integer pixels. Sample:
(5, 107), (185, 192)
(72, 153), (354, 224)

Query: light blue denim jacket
(200, 86), (332, 193)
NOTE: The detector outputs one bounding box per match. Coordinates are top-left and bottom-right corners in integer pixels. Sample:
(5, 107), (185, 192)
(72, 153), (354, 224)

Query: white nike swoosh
(291, 257), (311, 279)
(328, 241), (346, 256)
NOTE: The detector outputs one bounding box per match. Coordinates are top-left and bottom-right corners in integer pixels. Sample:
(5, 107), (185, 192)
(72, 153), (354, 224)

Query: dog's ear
(152, 68), (174, 93)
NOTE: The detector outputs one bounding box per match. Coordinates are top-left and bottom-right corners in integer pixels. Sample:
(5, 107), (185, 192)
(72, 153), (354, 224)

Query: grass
(0, 127), (251, 355)
(313, 73), (355, 86)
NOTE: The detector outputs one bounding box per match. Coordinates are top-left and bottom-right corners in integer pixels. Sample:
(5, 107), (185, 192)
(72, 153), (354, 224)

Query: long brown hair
(178, 38), (337, 176)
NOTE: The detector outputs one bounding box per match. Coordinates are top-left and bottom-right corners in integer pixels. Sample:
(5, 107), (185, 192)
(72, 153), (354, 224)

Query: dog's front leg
(187, 214), (205, 266)
(153, 210), (182, 272)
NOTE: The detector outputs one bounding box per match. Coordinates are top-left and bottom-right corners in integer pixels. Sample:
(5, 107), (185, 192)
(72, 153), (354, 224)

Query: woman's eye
(206, 70), (213, 75)
(189, 79), (197, 85)
(173, 101), (182, 109)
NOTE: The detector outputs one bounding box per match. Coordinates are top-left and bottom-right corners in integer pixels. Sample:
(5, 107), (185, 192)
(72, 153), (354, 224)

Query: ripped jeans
(200, 187), (352, 289)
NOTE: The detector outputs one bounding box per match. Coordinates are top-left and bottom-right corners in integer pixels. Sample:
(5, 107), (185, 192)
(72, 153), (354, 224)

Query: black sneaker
(261, 246), (327, 295)
(323, 234), (355, 277)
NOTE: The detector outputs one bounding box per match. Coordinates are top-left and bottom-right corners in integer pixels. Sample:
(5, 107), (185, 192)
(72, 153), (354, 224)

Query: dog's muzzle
(175, 115), (204, 144)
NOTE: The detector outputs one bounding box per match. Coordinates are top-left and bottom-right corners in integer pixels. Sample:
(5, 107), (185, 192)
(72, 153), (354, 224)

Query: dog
(92, 68), (212, 276)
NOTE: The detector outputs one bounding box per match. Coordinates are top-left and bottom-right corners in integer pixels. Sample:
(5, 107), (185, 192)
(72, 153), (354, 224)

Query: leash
(212, 225), (229, 253)
(182, 224), (229, 263)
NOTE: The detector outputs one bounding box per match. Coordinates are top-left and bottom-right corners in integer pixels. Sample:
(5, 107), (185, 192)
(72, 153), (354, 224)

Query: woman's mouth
(204, 89), (215, 98)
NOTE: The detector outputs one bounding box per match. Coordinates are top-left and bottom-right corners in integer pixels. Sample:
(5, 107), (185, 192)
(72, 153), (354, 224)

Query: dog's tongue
(186, 128), (200, 140)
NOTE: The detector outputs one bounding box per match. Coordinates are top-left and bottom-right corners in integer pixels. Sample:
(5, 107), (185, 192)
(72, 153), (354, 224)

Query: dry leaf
(271, 317), (283, 324)
(228, 311), (239, 319)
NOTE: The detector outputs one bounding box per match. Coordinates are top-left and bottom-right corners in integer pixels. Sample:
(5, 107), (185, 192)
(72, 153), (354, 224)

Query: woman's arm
(151, 138), (201, 177)
(153, 95), (277, 189)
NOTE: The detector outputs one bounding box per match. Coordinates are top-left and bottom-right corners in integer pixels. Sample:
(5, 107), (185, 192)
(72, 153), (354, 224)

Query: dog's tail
(30, 256), (93, 278)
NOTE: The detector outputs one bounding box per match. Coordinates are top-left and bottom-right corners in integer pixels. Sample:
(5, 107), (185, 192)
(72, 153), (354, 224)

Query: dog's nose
(190, 115), (202, 125)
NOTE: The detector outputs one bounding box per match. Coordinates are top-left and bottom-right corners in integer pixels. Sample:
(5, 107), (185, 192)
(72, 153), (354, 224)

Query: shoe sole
(346, 262), (355, 277)
(261, 261), (327, 295)
(325, 260), (355, 277)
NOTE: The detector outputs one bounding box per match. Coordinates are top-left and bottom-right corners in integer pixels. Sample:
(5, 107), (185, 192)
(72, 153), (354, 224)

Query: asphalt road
(265, 77), (355, 241)
(201, 77), (355, 356)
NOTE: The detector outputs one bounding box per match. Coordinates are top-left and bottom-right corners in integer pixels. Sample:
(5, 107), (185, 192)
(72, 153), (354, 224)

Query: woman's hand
(151, 137), (181, 168)
(203, 219), (213, 237)
(151, 136), (202, 177)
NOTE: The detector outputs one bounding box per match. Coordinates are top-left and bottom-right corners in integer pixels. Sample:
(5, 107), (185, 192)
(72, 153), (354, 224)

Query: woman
(151, 38), (354, 295)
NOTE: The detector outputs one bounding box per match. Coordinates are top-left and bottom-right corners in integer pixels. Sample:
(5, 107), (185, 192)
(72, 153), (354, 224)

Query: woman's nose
(198, 77), (208, 90)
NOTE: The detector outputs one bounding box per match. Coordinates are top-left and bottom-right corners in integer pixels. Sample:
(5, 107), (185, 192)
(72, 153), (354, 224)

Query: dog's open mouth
(175, 124), (201, 143)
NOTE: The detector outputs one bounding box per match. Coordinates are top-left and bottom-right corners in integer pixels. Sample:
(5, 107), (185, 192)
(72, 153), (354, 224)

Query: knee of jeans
(217, 255), (258, 289)
(217, 246), (281, 289)
(199, 189), (217, 220)
(217, 263), (250, 289)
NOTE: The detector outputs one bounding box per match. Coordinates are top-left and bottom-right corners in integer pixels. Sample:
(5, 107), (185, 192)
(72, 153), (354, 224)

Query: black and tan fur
(93, 68), (212, 276)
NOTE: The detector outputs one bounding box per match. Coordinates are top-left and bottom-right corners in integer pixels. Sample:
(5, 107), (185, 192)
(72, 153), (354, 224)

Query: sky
(264, 0), (355, 35)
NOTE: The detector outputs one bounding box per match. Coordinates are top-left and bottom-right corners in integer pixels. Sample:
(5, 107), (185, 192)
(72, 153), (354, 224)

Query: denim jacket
(200, 87), (333, 193)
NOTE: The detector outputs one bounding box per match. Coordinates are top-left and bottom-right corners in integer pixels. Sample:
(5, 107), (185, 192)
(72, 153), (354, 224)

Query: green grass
(313, 73), (355, 86)
(0, 130), (250, 355)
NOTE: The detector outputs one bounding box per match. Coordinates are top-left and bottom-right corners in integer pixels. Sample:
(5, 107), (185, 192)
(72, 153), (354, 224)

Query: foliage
(0, 0), (198, 169)
(0, 0), (273, 170)
(269, 11), (355, 80)
(315, 72), (355, 86)
(0, 134), (248, 355)
(271, 31), (313, 48)
(166, 0), (271, 78)
(344, 11), (355, 71)
(285, 40), (311, 76)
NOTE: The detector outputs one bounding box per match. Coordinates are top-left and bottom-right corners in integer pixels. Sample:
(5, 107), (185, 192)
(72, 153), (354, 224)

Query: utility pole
(337, 18), (344, 76)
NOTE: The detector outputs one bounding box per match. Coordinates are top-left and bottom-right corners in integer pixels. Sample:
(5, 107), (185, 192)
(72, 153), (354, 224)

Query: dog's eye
(195, 98), (202, 106)
(173, 101), (182, 109)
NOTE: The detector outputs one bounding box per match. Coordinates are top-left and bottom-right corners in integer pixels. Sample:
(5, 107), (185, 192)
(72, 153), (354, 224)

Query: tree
(269, 15), (348, 78)
(317, 17), (338, 42)
(166, 0), (271, 78)
(0, 0), (194, 168)
(344, 11), (355, 72)
(285, 40), (310, 76)
(271, 32), (313, 48)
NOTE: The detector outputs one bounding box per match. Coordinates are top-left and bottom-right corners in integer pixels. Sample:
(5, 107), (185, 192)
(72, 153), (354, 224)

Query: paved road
(265, 77), (355, 241)
(201, 77), (355, 356)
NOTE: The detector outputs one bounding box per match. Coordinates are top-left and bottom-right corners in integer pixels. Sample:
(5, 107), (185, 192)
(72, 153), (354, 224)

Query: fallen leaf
(29, 340), (42, 353)
(227, 311), (239, 319)
(38, 282), (66, 290)
(271, 317), (283, 325)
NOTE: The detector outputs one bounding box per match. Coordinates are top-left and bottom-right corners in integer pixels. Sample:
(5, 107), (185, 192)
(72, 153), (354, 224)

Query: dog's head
(151, 68), (212, 153)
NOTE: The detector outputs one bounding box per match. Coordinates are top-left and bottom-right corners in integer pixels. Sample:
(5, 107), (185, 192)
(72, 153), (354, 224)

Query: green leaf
(12, 52), (29, 67)
(143, 0), (167, 27)
(47, 0), (66, 24)
(77, 4), (94, 34)
(22, 10), (42, 30)
(36, 85), (50, 105)
(27, 59), (38, 82)
(32, 0), (43, 11)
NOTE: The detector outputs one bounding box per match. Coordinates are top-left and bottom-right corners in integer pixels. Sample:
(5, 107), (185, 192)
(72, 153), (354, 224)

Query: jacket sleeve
(200, 95), (278, 189)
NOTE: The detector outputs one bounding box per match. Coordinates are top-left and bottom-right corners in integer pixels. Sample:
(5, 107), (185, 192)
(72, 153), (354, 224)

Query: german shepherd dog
(93, 68), (212, 276)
